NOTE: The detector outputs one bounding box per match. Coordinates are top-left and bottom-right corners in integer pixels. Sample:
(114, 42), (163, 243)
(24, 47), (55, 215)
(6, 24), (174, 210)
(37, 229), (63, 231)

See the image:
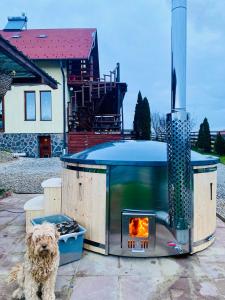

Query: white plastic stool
(24, 195), (44, 232)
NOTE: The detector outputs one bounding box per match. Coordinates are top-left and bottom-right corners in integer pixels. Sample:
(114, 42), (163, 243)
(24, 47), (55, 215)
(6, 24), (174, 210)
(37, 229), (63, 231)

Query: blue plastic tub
(31, 214), (86, 266)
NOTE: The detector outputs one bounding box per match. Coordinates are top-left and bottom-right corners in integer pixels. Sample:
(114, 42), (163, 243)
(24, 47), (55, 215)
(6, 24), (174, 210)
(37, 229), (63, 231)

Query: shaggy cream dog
(9, 223), (60, 300)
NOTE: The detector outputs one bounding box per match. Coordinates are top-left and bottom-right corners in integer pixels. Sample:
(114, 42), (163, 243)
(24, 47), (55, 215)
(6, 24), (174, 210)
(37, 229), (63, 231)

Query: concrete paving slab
(9, 213), (26, 226)
(55, 275), (74, 299)
(119, 257), (162, 277)
(71, 276), (119, 300)
(169, 278), (192, 300)
(1, 193), (225, 300)
(0, 224), (25, 237)
(217, 218), (225, 228)
(191, 279), (220, 300)
(76, 251), (119, 276)
(214, 278), (225, 299)
(0, 252), (24, 275)
(58, 261), (80, 276)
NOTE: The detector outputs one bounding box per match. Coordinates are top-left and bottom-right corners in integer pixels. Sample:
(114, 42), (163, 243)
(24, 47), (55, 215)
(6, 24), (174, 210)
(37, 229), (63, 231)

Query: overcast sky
(0, 0), (224, 131)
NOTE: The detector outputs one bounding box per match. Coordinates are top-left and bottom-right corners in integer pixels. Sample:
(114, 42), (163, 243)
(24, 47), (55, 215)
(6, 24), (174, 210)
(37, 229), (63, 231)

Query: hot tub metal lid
(61, 140), (219, 166)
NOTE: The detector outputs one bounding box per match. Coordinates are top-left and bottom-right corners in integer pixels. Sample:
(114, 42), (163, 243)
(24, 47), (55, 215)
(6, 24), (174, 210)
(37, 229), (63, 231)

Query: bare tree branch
(151, 112), (166, 140)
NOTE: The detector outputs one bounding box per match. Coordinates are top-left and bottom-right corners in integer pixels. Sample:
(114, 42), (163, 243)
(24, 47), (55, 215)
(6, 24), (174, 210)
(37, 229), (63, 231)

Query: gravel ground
(216, 163), (225, 219)
(1, 156), (225, 209)
(0, 157), (62, 193)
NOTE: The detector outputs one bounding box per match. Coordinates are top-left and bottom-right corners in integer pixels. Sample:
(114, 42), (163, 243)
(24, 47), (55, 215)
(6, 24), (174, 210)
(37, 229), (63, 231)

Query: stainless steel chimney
(167, 0), (192, 245)
(171, 0), (187, 111)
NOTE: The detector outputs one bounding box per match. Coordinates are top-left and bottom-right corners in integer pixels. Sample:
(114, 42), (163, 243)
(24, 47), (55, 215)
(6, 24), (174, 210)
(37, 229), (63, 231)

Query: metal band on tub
(193, 167), (217, 174)
(84, 239), (105, 249)
(66, 165), (106, 174)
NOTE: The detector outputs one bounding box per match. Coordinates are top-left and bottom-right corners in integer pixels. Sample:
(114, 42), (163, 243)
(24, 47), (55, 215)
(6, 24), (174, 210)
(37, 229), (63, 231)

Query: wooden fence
(124, 130), (225, 149)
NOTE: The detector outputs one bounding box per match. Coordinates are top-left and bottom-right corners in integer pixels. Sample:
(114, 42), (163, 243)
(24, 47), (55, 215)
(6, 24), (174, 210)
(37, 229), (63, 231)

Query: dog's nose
(42, 244), (47, 249)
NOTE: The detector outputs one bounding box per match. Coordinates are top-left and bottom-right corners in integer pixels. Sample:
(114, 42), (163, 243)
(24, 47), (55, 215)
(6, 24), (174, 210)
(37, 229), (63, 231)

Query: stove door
(122, 210), (156, 255)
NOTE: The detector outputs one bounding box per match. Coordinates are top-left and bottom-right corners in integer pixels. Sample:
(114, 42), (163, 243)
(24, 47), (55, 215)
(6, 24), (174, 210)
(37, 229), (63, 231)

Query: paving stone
(169, 277), (192, 300)
(9, 213), (26, 226)
(214, 278), (225, 298)
(119, 275), (166, 300)
(58, 260), (80, 276)
(174, 255), (203, 278)
(198, 261), (225, 279)
(71, 276), (119, 300)
(0, 210), (20, 217)
(2, 193), (225, 299)
(0, 252), (24, 275)
(76, 251), (119, 276)
(198, 281), (219, 298)
(216, 218), (225, 228)
(119, 257), (162, 277)
(0, 216), (16, 227)
(55, 275), (73, 294)
(0, 224), (25, 237)
(158, 257), (181, 277)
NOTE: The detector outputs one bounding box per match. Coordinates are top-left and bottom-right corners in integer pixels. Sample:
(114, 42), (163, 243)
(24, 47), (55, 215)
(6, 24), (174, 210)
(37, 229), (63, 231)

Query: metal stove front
(122, 210), (156, 255)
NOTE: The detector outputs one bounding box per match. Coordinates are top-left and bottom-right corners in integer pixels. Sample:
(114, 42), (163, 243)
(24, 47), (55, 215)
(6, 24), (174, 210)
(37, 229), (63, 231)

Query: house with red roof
(0, 15), (127, 157)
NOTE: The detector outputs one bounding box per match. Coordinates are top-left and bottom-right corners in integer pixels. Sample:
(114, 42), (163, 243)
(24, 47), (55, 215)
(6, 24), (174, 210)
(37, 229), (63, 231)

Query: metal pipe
(60, 60), (67, 154)
(171, 0), (187, 112)
(167, 0), (192, 246)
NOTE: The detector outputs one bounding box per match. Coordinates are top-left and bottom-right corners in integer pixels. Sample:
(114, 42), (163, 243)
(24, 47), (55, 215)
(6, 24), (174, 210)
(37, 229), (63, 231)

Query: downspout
(116, 63), (124, 136)
(60, 60), (67, 154)
(167, 0), (192, 245)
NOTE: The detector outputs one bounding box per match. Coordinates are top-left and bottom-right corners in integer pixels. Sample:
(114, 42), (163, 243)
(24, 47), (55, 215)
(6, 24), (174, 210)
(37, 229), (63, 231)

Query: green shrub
(133, 91), (151, 140)
(214, 133), (225, 155)
(196, 118), (211, 152)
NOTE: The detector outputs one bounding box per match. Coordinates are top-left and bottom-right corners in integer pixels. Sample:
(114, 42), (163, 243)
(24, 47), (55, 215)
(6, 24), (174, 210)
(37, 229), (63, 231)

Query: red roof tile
(0, 28), (96, 60)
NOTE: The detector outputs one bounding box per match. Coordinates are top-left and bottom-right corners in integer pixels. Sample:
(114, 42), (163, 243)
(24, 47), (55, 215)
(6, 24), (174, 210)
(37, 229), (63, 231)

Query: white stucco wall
(4, 60), (68, 134)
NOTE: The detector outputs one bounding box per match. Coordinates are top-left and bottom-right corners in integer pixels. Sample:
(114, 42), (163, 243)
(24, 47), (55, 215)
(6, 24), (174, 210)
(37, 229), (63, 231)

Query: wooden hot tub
(61, 141), (218, 257)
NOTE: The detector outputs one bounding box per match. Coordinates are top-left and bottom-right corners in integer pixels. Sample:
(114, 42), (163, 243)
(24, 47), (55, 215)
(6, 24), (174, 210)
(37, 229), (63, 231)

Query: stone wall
(0, 133), (64, 157)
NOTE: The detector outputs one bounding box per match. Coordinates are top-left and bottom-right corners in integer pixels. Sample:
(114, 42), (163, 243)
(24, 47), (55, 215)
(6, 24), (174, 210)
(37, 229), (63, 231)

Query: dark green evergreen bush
(214, 133), (225, 155)
(196, 118), (211, 152)
(133, 91), (151, 140)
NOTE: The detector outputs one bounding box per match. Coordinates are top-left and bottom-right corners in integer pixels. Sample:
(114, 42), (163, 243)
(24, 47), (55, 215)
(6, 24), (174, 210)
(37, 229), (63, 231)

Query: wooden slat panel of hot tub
(62, 163), (107, 254)
(192, 165), (217, 253)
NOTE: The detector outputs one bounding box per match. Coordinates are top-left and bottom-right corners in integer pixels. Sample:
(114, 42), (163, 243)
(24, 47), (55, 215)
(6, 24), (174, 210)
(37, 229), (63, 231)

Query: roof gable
(0, 35), (58, 89)
(0, 28), (96, 60)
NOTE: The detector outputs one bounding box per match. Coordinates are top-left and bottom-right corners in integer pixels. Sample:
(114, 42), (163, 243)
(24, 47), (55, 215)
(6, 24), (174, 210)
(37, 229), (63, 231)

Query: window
(0, 97), (4, 131)
(25, 91), (36, 121)
(40, 91), (52, 121)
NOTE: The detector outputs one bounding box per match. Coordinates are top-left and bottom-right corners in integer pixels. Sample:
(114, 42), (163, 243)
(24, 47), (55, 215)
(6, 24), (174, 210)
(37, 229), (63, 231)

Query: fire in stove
(122, 211), (156, 254)
(129, 217), (149, 238)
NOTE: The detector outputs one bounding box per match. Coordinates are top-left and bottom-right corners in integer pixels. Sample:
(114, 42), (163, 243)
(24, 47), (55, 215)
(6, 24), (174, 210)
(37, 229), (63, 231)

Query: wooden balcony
(93, 114), (121, 131)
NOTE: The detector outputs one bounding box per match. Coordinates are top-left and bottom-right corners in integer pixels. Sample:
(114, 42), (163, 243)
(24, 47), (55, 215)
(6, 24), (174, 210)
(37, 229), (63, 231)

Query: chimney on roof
(4, 13), (28, 31)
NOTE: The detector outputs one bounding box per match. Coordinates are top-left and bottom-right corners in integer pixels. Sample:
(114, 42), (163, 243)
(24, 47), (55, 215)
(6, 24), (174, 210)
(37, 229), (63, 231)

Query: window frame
(24, 91), (36, 121)
(40, 90), (52, 121)
(0, 96), (4, 132)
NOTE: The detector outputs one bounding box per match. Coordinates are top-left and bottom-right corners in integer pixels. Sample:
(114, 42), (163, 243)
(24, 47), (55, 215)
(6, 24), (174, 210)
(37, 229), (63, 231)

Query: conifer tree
(196, 123), (204, 149)
(133, 91), (142, 139)
(133, 92), (151, 140)
(202, 118), (211, 152)
(142, 97), (151, 140)
(214, 133), (225, 155)
(196, 118), (211, 152)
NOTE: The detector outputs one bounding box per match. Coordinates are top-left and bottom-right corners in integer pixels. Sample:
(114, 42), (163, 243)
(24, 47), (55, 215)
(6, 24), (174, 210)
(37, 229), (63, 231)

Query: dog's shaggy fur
(9, 223), (60, 300)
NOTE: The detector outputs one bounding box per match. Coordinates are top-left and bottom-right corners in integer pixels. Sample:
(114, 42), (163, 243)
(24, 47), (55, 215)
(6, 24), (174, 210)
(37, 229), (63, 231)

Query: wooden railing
(93, 114), (121, 131)
(122, 130), (225, 149)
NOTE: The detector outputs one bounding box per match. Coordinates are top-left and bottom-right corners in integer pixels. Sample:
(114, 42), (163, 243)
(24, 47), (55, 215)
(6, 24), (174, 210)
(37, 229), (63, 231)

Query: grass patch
(192, 147), (225, 165)
(220, 156), (225, 164)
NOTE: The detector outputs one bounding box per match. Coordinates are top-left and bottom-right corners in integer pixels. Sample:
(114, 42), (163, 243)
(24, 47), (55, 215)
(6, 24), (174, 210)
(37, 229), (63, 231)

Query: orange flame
(129, 217), (149, 238)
